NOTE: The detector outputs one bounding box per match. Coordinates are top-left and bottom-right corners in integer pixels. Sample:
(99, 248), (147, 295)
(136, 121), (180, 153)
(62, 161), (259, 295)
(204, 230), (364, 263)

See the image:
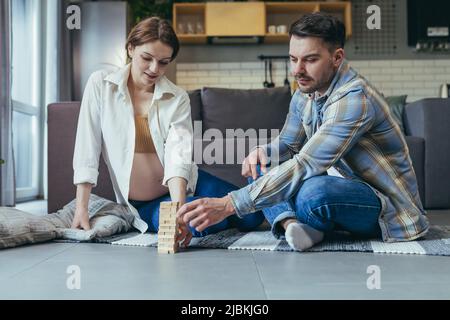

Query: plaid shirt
(229, 60), (429, 242)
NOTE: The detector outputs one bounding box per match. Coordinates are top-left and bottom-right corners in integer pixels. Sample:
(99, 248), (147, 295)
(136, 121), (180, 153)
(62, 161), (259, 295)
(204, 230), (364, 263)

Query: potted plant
(128, 0), (174, 24)
(0, 159), (4, 165)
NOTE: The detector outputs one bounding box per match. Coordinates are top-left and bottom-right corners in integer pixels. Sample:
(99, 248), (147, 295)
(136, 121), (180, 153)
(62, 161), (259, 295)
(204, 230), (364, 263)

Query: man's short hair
(289, 12), (346, 50)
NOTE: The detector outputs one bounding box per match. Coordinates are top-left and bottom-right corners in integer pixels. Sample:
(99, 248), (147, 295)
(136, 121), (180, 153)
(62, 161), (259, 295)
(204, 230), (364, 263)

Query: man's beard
(295, 75), (316, 94)
(295, 64), (335, 94)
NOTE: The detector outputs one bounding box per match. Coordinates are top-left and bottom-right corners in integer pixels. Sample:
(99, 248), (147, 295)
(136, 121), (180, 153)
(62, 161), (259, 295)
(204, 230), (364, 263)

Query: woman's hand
(71, 206), (91, 230)
(177, 196), (236, 232)
(73, 183), (93, 230)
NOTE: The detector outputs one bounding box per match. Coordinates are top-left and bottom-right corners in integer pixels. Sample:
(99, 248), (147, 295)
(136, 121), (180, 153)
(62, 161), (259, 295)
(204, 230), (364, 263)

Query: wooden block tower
(158, 201), (180, 254)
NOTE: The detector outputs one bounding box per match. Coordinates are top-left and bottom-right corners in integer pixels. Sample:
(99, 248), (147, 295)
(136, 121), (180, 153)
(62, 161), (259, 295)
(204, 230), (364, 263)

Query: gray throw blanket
(0, 194), (136, 249)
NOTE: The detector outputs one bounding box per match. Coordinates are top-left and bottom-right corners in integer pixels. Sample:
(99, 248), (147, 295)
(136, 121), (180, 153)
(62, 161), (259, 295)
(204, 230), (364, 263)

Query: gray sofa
(47, 88), (450, 213)
(403, 98), (450, 208)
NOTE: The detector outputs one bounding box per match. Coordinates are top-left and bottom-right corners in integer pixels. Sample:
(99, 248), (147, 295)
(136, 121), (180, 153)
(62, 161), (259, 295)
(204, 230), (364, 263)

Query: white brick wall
(177, 61), (295, 91)
(350, 60), (450, 102)
(177, 59), (450, 102)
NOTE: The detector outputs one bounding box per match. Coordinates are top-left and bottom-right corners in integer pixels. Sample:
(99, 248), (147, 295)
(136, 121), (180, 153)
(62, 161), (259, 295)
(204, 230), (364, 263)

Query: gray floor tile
(2, 200), (450, 299)
(252, 251), (450, 299)
(427, 211), (450, 225)
(0, 244), (266, 300)
(0, 243), (75, 280)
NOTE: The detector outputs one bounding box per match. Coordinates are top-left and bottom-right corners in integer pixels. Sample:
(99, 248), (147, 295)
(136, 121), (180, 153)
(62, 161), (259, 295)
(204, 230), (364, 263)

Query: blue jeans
(129, 170), (265, 237)
(248, 167), (382, 239)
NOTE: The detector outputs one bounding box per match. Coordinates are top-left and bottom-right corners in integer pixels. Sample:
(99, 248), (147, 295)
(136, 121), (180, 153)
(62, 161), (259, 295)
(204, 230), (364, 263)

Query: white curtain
(0, 0), (16, 206)
(42, 0), (74, 199)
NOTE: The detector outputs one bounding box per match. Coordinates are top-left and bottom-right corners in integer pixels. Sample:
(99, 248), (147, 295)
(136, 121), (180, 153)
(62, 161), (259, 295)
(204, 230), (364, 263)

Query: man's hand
(176, 220), (192, 248)
(242, 147), (268, 180)
(177, 196), (236, 232)
(71, 207), (91, 230)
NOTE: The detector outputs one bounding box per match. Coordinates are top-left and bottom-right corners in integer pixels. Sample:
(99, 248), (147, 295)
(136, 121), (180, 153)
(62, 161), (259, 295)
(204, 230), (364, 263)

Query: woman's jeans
(129, 170), (265, 237)
(248, 167), (382, 239)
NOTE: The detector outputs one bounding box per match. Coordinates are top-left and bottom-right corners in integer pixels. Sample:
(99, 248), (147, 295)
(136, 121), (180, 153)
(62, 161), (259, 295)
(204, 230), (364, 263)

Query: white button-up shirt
(73, 64), (198, 233)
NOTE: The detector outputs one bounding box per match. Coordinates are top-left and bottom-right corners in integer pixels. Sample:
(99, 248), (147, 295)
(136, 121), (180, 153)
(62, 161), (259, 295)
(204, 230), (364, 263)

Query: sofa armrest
(403, 98), (450, 208)
(404, 136), (425, 205)
(47, 102), (115, 214)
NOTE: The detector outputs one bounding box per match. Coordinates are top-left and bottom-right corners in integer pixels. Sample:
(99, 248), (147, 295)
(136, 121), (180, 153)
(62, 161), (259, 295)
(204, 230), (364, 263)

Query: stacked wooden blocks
(158, 201), (180, 254)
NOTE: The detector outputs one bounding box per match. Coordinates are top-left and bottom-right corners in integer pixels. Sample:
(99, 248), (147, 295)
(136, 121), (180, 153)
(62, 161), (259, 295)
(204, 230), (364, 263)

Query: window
(11, 0), (41, 201)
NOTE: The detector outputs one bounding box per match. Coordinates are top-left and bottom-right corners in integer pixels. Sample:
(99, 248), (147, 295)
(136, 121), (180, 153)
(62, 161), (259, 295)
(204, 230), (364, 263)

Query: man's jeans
(130, 170), (265, 237)
(248, 168), (382, 239)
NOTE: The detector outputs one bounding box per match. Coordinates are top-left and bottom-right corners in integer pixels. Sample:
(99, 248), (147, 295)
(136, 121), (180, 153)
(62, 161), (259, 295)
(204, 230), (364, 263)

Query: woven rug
(85, 224), (450, 256)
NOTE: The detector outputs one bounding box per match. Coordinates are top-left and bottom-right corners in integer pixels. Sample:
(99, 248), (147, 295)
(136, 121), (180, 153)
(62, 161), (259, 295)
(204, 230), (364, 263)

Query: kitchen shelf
(265, 2), (320, 14)
(173, 3), (206, 44)
(177, 34), (207, 44)
(173, 1), (352, 44)
(318, 2), (352, 37)
(264, 33), (290, 44)
(265, 1), (352, 39)
(205, 2), (266, 37)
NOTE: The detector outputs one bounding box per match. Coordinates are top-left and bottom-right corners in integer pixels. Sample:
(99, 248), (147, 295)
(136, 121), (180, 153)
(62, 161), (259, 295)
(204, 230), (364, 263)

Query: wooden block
(158, 231), (177, 237)
(159, 210), (179, 218)
(158, 201), (180, 254)
(158, 240), (177, 246)
(158, 243), (178, 254)
(158, 242), (177, 248)
(160, 201), (180, 210)
(158, 247), (176, 254)
(158, 236), (177, 243)
(158, 239), (176, 245)
(159, 215), (178, 221)
(159, 225), (177, 232)
(158, 243), (176, 249)
(159, 219), (177, 225)
(158, 233), (177, 238)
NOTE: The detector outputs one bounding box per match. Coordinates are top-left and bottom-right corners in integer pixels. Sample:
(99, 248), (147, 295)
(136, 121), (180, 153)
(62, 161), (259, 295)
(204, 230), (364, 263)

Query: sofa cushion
(200, 86), (291, 135)
(404, 136), (425, 204)
(0, 194), (134, 249)
(188, 89), (202, 124)
(0, 207), (60, 249)
(385, 95), (407, 133)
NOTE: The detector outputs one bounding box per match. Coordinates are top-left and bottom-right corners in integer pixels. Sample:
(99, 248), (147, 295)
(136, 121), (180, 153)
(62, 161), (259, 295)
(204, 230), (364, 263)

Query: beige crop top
(134, 114), (156, 153)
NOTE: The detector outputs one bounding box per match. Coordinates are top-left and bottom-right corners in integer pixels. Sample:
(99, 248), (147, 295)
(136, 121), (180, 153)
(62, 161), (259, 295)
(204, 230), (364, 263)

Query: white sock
(285, 222), (324, 251)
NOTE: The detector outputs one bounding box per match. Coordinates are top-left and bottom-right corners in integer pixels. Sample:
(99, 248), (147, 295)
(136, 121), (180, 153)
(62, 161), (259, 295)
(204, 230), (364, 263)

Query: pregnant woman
(72, 17), (264, 246)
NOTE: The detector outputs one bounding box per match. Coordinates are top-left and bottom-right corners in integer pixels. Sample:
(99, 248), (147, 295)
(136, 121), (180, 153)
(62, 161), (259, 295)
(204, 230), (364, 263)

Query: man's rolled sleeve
(228, 186), (255, 218)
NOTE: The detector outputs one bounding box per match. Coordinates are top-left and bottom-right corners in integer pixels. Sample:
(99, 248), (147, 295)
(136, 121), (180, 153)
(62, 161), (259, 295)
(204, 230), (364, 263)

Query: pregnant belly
(128, 153), (169, 201)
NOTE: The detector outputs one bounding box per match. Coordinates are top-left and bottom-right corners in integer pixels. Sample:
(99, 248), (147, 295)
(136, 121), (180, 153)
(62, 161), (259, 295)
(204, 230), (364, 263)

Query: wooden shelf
(265, 2), (320, 14)
(173, 3), (207, 44)
(264, 33), (290, 44)
(265, 1), (352, 39)
(205, 2), (266, 37)
(178, 34), (207, 44)
(174, 3), (204, 15)
(318, 2), (352, 38)
(173, 1), (352, 44)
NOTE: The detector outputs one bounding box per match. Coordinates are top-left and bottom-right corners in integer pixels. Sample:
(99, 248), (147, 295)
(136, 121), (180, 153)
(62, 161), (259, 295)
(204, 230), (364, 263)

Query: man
(177, 12), (429, 251)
